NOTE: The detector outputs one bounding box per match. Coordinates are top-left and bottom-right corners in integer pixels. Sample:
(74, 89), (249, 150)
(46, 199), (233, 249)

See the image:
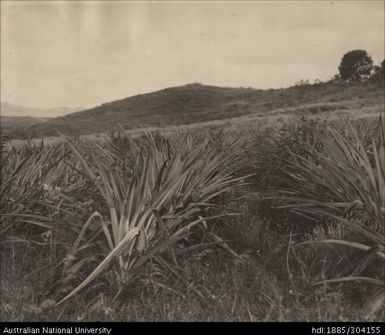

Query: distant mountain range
(2, 82), (384, 138)
(0, 102), (83, 118)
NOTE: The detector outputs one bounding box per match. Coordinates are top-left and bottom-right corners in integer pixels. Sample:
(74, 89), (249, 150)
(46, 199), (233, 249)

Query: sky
(1, 0), (384, 110)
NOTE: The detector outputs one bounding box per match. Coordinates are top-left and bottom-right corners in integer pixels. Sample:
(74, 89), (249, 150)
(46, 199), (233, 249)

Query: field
(1, 95), (384, 321)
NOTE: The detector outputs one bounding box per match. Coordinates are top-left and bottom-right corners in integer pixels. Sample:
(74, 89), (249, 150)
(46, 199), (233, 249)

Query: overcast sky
(1, 0), (384, 109)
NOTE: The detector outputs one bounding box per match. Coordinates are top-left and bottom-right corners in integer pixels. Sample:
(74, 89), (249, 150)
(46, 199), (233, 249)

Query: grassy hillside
(13, 81), (384, 139)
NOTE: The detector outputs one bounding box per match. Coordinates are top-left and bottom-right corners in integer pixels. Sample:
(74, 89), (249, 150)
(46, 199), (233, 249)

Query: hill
(7, 82), (385, 138)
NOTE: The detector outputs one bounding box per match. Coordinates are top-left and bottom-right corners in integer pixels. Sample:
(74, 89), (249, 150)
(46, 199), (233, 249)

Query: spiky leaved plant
(280, 115), (384, 317)
(57, 133), (249, 304)
(1, 141), (69, 238)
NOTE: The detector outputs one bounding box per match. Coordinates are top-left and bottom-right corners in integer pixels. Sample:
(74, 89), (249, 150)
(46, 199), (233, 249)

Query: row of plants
(1, 114), (383, 319)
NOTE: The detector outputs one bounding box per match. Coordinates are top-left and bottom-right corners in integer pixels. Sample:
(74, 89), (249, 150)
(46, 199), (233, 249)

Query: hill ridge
(5, 82), (384, 138)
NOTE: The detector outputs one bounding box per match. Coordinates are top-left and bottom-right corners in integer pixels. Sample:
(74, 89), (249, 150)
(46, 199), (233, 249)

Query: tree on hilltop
(338, 50), (373, 82)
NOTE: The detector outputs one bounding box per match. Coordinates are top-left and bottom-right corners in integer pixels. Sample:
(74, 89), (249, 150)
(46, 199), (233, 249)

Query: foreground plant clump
(0, 116), (384, 321)
(280, 115), (385, 316)
(56, 133), (249, 304)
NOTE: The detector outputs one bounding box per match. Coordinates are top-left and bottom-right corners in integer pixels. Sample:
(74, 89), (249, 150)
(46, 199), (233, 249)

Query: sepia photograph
(0, 0), (384, 327)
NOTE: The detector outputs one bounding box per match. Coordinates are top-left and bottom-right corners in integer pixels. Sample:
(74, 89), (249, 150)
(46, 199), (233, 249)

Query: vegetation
(1, 112), (384, 321)
(1, 49), (384, 322)
(3, 79), (383, 139)
(280, 116), (385, 316)
(336, 49), (385, 85)
(338, 50), (374, 82)
(371, 60), (385, 85)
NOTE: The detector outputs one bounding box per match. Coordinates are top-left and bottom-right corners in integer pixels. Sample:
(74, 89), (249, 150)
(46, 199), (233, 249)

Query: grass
(1, 242), (374, 321)
(5, 81), (384, 139)
(0, 113), (384, 321)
